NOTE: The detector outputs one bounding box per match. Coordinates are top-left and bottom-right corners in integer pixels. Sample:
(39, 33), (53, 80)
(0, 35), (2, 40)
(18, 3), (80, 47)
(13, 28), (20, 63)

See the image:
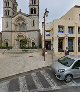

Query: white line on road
(59, 80), (77, 89)
(31, 72), (43, 90)
(72, 80), (80, 86)
(19, 76), (29, 92)
(0, 81), (9, 92)
(40, 70), (58, 90)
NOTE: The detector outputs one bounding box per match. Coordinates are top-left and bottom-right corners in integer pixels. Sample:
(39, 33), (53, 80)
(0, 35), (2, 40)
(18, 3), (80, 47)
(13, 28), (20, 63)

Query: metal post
(44, 14), (45, 61)
(43, 8), (49, 61)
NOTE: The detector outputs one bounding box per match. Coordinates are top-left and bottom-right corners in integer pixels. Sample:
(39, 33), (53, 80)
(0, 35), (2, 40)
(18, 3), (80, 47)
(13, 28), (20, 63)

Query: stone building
(42, 5), (80, 57)
(2, 0), (40, 48)
(0, 32), (2, 46)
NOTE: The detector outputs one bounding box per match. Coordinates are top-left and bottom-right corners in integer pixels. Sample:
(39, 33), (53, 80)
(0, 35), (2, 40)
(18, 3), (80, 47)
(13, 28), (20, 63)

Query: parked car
(51, 55), (80, 82)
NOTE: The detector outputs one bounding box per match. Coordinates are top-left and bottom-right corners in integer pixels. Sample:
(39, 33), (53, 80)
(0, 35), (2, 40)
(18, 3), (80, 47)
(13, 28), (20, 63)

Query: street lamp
(43, 8), (49, 61)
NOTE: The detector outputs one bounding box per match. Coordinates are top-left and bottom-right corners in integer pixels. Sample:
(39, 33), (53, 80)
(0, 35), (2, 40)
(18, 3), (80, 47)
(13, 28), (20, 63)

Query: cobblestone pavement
(0, 67), (80, 92)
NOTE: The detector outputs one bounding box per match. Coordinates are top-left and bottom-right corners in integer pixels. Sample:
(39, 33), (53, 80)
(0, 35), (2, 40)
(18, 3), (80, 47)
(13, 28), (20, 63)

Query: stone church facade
(2, 0), (40, 48)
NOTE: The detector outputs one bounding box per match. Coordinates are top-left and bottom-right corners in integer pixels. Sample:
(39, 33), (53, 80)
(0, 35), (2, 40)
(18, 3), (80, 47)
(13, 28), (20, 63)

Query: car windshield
(58, 57), (75, 67)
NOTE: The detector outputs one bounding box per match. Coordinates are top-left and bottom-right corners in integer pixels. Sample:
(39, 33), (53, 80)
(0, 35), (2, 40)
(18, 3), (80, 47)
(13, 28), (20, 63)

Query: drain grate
(29, 56), (33, 57)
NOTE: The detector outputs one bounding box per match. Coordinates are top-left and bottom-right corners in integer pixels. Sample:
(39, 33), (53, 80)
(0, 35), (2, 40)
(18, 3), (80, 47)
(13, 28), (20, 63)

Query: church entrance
(6, 42), (8, 47)
(16, 34), (25, 48)
(20, 39), (27, 49)
(32, 42), (35, 47)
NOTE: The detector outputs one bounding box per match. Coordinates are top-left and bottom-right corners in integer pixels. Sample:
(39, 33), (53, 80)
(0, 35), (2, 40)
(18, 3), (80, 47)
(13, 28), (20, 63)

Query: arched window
(7, 10), (10, 15)
(32, 0), (36, 4)
(34, 0), (36, 4)
(7, 1), (9, 7)
(6, 2), (7, 6)
(32, 20), (35, 26)
(30, 8), (36, 14)
(4, 10), (10, 16)
(34, 8), (36, 14)
(4, 0), (9, 7)
(31, 8), (33, 14)
(4, 10), (7, 16)
(32, 0), (34, 4)
(19, 22), (26, 31)
(6, 22), (8, 28)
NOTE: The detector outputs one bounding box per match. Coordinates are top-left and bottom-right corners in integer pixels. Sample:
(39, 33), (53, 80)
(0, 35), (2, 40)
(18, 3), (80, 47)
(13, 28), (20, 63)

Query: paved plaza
(0, 49), (58, 79)
(1, 50), (80, 92)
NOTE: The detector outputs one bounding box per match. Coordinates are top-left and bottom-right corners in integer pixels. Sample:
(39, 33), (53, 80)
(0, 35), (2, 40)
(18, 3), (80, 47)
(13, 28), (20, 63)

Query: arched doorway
(6, 42), (8, 47)
(16, 34), (25, 48)
(32, 42), (35, 48)
(4, 39), (9, 47)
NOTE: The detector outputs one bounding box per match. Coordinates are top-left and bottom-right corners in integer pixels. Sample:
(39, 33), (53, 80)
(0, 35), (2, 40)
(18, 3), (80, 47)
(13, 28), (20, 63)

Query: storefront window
(58, 38), (64, 52)
(68, 38), (74, 52)
(78, 37), (80, 52)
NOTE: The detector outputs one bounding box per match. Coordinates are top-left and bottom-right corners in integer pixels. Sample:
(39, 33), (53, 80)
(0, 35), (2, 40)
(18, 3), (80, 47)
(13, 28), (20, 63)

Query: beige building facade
(2, 0), (40, 48)
(0, 32), (2, 46)
(42, 5), (80, 57)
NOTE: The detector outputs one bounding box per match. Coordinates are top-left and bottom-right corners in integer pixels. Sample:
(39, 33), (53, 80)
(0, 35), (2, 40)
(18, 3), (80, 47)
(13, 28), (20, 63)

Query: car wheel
(65, 74), (73, 83)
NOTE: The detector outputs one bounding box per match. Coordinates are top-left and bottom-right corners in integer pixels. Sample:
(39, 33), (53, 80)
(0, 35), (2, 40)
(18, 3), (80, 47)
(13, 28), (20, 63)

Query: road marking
(0, 81), (9, 92)
(31, 72), (43, 90)
(19, 76), (29, 92)
(59, 80), (77, 89)
(40, 70), (58, 90)
(72, 80), (79, 86)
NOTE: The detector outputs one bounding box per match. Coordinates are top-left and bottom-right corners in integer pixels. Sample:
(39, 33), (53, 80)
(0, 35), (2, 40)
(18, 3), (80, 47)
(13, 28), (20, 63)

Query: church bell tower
(29, 0), (39, 16)
(29, 0), (40, 47)
(29, 0), (39, 30)
(2, 0), (18, 46)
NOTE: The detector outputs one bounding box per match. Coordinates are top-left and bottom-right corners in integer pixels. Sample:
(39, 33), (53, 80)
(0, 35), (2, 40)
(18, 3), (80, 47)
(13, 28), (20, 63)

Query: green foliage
(21, 46), (38, 49)
(0, 46), (12, 49)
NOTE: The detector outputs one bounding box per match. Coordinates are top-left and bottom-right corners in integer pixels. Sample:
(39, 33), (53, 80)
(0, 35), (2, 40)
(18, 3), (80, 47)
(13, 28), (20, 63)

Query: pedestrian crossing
(40, 70), (57, 90)
(0, 81), (9, 92)
(0, 68), (79, 92)
(19, 76), (29, 92)
(31, 72), (43, 90)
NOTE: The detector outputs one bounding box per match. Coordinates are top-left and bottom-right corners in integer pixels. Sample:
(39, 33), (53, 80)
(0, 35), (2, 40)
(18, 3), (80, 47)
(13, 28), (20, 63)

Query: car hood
(51, 61), (68, 72)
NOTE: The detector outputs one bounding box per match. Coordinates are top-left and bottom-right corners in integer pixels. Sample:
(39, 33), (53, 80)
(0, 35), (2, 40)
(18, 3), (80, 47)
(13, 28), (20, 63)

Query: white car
(51, 55), (80, 82)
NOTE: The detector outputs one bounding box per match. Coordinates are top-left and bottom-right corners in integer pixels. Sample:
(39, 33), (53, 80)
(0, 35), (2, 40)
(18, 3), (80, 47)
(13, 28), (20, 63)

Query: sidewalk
(0, 50), (58, 79)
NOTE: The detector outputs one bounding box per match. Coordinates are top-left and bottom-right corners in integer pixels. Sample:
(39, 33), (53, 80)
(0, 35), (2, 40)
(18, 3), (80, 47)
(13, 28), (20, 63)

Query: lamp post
(43, 8), (49, 61)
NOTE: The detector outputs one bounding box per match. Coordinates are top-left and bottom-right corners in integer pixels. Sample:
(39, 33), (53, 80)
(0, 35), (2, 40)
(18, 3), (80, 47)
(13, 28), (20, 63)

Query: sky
(0, 0), (80, 31)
